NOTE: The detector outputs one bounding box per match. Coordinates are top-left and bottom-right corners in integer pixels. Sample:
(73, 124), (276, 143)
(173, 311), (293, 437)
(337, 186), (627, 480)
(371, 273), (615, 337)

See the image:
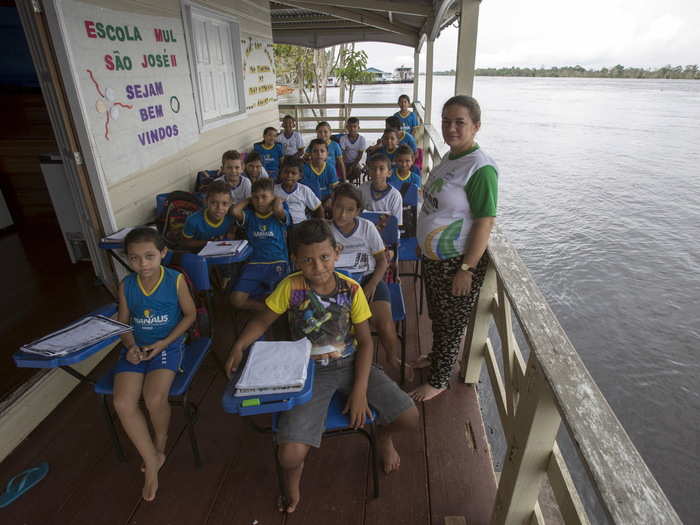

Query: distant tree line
(433, 65), (699, 79)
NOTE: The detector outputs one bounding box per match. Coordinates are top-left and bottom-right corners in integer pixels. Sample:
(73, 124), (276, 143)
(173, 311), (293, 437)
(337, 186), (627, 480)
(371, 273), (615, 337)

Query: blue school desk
(221, 358), (315, 416)
(13, 304), (119, 384)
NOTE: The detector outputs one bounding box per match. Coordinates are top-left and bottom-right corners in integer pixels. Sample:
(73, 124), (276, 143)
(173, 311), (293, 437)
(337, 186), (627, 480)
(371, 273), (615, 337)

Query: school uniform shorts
(275, 353), (415, 448)
(114, 336), (185, 375)
(233, 261), (289, 296)
(360, 275), (391, 303)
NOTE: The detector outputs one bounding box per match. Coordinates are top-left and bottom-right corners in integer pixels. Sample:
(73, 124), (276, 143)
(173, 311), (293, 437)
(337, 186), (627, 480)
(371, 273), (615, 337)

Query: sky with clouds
(357, 0), (700, 72)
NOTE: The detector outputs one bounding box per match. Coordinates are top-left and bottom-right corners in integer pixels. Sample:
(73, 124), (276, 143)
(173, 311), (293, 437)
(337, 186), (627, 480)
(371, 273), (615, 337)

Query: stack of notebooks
(20, 315), (132, 358)
(198, 240), (248, 257)
(234, 338), (312, 397)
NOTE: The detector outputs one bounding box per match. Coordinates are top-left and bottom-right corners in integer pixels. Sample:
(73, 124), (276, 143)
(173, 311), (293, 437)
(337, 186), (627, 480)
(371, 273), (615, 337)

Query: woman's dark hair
(332, 182), (363, 210)
(367, 153), (391, 170)
(207, 180), (231, 197)
(281, 156), (302, 173)
(124, 227), (166, 254)
(289, 219), (336, 255)
(251, 177), (274, 193)
(443, 95), (481, 124)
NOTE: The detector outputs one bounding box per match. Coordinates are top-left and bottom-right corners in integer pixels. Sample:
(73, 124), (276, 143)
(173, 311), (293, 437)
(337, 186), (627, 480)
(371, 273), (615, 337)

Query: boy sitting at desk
(180, 181), (236, 251)
(273, 156), (323, 224)
(253, 127), (285, 180)
(230, 177), (292, 311)
(225, 219), (418, 513)
(214, 150), (251, 204)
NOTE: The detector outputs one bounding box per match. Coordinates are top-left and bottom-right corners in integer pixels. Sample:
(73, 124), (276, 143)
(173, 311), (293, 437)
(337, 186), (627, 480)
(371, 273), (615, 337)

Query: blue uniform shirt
(253, 142), (285, 179)
(389, 167), (422, 189)
(124, 266), (182, 346)
(301, 161), (339, 200)
(394, 111), (420, 134)
(398, 131), (417, 152)
(307, 140), (343, 168)
(241, 207), (291, 263)
(183, 209), (233, 240)
(376, 146), (399, 163)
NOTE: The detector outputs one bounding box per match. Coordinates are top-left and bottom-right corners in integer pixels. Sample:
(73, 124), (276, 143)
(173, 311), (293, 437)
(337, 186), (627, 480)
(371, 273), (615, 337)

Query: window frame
(181, 1), (246, 132)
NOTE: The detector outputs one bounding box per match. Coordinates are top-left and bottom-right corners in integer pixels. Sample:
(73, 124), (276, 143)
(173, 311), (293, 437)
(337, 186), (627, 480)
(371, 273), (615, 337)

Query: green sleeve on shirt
(464, 165), (498, 218)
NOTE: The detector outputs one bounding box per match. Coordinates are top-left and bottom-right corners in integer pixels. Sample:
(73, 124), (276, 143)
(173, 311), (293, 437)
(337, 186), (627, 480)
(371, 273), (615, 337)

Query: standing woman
(411, 95), (498, 401)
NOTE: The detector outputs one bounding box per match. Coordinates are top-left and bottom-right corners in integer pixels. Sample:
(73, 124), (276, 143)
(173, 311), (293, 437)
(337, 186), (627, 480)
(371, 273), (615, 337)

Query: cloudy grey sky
(357, 0), (700, 72)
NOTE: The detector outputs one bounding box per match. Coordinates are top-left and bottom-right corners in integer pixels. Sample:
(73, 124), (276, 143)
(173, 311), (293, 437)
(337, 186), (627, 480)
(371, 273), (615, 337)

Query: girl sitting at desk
(113, 228), (196, 501)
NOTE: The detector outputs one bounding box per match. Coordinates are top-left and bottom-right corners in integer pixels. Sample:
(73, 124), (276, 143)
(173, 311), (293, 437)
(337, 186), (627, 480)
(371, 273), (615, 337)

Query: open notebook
(198, 240), (248, 257)
(234, 338), (312, 397)
(20, 315), (132, 357)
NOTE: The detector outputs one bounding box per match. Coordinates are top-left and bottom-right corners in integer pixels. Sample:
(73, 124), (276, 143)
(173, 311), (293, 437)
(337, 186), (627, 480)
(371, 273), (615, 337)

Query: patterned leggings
(422, 255), (488, 389)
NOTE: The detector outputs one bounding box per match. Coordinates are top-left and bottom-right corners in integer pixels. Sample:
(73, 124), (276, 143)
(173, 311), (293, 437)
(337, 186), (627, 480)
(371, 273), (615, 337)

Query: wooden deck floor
(0, 270), (497, 525)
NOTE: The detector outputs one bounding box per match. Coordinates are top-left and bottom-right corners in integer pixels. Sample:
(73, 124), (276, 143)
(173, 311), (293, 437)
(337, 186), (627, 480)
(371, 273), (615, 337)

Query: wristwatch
(459, 263), (477, 274)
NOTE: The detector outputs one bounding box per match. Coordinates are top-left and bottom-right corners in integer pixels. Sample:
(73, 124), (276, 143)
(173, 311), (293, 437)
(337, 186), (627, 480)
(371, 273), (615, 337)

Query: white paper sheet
(20, 315), (132, 357)
(234, 338), (311, 396)
(198, 240), (248, 257)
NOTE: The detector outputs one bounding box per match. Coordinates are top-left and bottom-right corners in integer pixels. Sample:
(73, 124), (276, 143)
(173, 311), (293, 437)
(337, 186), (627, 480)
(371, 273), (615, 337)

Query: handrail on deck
(420, 125), (680, 523)
(278, 102), (402, 134)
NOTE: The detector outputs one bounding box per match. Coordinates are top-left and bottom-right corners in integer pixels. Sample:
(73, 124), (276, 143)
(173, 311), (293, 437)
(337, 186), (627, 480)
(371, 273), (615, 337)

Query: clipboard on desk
(221, 354), (315, 416)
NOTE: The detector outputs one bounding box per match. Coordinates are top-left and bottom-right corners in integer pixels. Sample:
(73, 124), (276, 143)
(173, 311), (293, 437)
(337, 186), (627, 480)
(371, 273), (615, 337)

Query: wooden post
(424, 39), (434, 126)
(461, 261), (497, 383)
(455, 0), (480, 96)
(412, 49), (420, 104)
(491, 357), (561, 525)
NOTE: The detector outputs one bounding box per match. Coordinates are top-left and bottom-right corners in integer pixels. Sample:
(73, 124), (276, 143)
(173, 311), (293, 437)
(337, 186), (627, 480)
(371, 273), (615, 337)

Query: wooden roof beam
(288, 0), (432, 17)
(273, 22), (366, 30)
(274, 1), (418, 36)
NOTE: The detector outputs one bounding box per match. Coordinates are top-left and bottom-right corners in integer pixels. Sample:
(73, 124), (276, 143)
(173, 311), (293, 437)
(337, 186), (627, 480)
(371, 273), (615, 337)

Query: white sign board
(241, 35), (277, 113)
(56, 0), (198, 185)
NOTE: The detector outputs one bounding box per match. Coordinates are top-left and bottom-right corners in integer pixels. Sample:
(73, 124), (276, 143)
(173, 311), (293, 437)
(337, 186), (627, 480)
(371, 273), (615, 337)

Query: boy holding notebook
(225, 219), (418, 513)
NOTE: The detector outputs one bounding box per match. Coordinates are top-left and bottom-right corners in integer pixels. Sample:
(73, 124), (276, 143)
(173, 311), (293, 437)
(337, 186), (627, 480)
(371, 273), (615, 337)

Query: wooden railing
(278, 102), (400, 134)
(423, 123), (681, 524)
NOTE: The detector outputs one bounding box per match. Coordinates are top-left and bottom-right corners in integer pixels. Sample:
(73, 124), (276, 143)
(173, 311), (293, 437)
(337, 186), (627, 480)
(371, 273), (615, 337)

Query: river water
(284, 76), (699, 522)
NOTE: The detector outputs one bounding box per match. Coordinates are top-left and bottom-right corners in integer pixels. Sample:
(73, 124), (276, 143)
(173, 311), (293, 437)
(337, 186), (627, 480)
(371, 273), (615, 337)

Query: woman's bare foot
(409, 354), (431, 369)
(277, 489), (300, 513)
(410, 383), (446, 402)
(142, 453), (165, 501)
(378, 433), (401, 474)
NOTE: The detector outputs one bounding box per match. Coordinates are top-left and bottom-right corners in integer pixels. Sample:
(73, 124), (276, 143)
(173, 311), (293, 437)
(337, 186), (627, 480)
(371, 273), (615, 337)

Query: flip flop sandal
(0, 462), (49, 508)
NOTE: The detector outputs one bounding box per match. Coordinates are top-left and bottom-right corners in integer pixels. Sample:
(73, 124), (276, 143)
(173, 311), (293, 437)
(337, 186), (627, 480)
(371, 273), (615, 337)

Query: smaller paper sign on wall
(241, 35), (277, 113)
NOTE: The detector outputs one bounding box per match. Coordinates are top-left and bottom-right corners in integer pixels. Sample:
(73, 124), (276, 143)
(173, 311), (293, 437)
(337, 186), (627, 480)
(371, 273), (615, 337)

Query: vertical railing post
(461, 260), (497, 383)
(491, 356), (561, 525)
(455, 0), (481, 96)
(424, 40), (434, 127)
(413, 48), (420, 104)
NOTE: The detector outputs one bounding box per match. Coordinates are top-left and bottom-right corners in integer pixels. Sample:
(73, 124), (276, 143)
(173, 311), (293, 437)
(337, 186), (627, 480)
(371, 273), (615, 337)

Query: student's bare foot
(410, 383), (446, 402)
(141, 450), (166, 473)
(409, 354), (431, 369)
(378, 434), (401, 474)
(142, 454), (164, 502)
(277, 490), (300, 513)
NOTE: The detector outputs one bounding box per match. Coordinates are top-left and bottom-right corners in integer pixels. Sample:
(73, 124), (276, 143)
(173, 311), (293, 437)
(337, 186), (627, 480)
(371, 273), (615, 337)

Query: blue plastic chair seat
(388, 282), (406, 323)
(94, 337), (212, 396)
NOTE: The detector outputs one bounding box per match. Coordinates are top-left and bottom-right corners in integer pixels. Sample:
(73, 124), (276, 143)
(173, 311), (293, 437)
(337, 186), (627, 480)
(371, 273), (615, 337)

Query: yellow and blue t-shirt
(394, 111), (419, 134)
(183, 210), (233, 240)
(123, 266), (182, 346)
(265, 271), (372, 357)
(389, 167), (422, 189)
(240, 207), (291, 263)
(301, 161), (339, 200)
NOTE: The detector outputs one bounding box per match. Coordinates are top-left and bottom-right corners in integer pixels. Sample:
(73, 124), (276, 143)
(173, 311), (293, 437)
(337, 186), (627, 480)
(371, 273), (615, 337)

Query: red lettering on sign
(85, 20), (96, 38)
